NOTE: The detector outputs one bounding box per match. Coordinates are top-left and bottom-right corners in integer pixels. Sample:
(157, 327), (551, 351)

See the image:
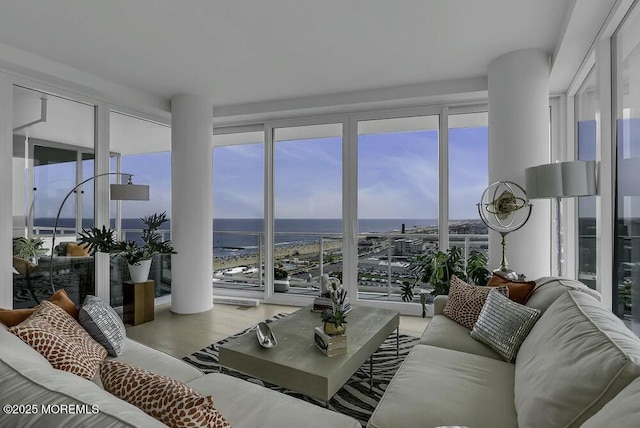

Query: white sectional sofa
(0, 323), (360, 428)
(368, 277), (640, 428)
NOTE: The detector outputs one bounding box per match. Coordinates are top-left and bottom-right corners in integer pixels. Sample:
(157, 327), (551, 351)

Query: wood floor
(126, 301), (430, 358)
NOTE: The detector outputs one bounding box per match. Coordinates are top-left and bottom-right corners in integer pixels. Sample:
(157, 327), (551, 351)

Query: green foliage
(13, 237), (48, 259)
(400, 246), (490, 317)
(413, 246), (467, 297)
(78, 226), (117, 255)
(321, 308), (348, 328)
(400, 281), (413, 302)
(274, 265), (289, 280)
(78, 212), (177, 265)
(466, 251), (491, 286)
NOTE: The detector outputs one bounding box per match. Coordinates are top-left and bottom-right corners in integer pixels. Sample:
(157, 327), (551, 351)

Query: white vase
(128, 259), (152, 283)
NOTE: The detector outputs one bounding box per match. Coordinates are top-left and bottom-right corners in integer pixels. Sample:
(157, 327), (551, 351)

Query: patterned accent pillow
(471, 289), (542, 363)
(10, 301), (107, 379)
(443, 275), (508, 329)
(79, 295), (126, 357)
(101, 360), (230, 428)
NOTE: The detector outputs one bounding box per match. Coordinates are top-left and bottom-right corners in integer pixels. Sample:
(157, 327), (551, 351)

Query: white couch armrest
(434, 295), (448, 315)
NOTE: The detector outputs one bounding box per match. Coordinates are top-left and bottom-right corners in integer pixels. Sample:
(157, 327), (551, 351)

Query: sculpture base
(493, 268), (520, 281)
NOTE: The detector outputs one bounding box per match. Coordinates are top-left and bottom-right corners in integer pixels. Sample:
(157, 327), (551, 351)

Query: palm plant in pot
(79, 212), (177, 283)
(13, 237), (48, 264)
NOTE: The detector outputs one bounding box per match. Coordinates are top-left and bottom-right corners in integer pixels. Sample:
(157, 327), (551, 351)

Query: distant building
(393, 238), (425, 255)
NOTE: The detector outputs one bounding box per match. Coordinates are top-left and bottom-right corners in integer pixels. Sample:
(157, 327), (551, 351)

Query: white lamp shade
(110, 183), (150, 201)
(525, 160), (596, 199)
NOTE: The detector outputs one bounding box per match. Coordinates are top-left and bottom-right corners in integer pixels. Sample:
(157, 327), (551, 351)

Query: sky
(34, 127), (489, 221)
(211, 127), (488, 220)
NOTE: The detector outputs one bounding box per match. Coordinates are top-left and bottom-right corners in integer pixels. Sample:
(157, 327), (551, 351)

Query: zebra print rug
(183, 313), (418, 427)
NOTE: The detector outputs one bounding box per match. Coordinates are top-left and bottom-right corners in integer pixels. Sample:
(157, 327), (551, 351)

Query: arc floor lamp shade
(110, 182), (150, 200)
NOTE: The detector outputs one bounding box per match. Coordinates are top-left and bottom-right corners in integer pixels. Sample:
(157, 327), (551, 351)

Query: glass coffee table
(218, 305), (400, 403)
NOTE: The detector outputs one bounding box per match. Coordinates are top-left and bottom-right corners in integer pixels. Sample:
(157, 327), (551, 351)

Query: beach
(213, 239), (343, 270)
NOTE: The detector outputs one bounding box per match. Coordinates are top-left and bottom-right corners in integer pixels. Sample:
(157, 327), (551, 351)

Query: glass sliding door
(448, 112), (489, 260)
(109, 112), (171, 306)
(614, 2), (640, 335)
(357, 115), (439, 303)
(575, 67), (598, 290)
(12, 86), (95, 308)
(273, 123), (343, 297)
(212, 131), (265, 294)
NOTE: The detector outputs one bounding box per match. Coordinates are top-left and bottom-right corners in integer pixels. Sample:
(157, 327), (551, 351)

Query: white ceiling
(0, 0), (586, 111)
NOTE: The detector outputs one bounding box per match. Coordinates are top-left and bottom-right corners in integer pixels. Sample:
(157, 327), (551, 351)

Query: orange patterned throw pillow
(443, 275), (509, 329)
(9, 301), (107, 379)
(100, 360), (230, 428)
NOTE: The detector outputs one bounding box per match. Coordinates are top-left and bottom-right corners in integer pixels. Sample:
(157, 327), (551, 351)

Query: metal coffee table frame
(218, 305), (400, 403)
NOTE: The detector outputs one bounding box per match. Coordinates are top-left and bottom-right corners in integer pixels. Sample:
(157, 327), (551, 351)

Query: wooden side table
(123, 280), (155, 325)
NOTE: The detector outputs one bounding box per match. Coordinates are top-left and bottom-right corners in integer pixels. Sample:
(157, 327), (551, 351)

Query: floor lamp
(525, 160), (596, 277)
(48, 173), (149, 293)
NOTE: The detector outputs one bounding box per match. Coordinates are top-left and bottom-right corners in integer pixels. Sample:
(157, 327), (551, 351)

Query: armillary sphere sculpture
(477, 181), (532, 280)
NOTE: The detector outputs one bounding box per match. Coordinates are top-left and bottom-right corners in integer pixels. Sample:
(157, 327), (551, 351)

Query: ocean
(36, 217), (440, 257)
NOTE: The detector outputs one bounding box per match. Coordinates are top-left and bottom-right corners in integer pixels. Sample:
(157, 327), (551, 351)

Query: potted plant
(79, 212), (177, 283)
(273, 264), (290, 293)
(321, 283), (348, 335)
(13, 237), (48, 264)
(401, 246), (490, 317)
(321, 308), (348, 335)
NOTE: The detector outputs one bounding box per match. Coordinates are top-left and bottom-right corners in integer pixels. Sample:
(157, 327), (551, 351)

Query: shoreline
(213, 239), (343, 271)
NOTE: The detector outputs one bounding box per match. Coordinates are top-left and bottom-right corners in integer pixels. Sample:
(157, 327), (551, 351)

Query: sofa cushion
(470, 289), (541, 362)
(515, 291), (640, 427)
(188, 373), (361, 428)
(101, 360), (230, 428)
(0, 360), (164, 427)
(487, 274), (536, 304)
(79, 295), (126, 357)
(526, 277), (601, 311)
(112, 338), (202, 384)
(368, 344), (517, 428)
(10, 301), (107, 380)
(66, 242), (90, 256)
(0, 323), (51, 369)
(581, 376), (640, 428)
(419, 314), (502, 360)
(443, 275), (508, 329)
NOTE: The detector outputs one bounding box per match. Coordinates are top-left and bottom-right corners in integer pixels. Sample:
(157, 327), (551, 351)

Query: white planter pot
(128, 259), (152, 283)
(274, 279), (290, 293)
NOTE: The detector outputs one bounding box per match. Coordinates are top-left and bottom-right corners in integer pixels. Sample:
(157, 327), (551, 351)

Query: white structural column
(488, 49), (552, 279)
(171, 94), (214, 314)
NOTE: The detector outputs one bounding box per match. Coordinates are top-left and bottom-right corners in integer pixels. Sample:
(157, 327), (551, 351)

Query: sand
(213, 239), (343, 271)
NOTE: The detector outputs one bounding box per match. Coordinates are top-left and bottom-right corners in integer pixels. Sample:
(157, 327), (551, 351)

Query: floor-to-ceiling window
(575, 67), (598, 290)
(356, 115), (439, 303)
(209, 109), (491, 313)
(12, 86), (95, 308)
(212, 130), (265, 294)
(272, 123), (343, 298)
(614, 1), (640, 334)
(448, 112), (489, 258)
(109, 112), (171, 306)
